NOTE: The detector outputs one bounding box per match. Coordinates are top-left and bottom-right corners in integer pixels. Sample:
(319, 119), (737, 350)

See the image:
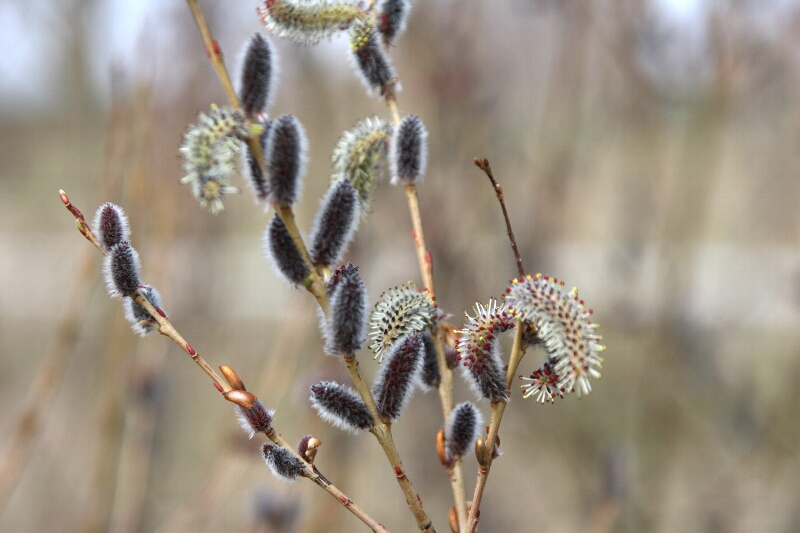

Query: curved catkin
(372, 334), (424, 420)
(349, 17), (395, 94)
(123, 285), (163, 336)
(263, 214), (310, 286)
(262, 444), (305, 482)
(368, 282), (435, 361)
(266, 115), (307, 205)
(236, 400), (275, 438)
(310, 381), (373, 432)
(419, 331), (441, 390)
(93, 203), (130, 252)
(326, 264), (368, 356)
(238, 33), (278, 117)
(457, 300), (514, 402)
(104, 241), (142, 298)
(258, 0), (361, 45)
(376, 0), (410, 46)
(309, 180), (360, 268)
(390, 115), (428, 185)
(446, 402), (483, 460)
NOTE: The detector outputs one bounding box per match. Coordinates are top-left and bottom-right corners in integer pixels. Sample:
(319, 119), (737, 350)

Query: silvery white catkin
(372, 334), (424, 420)
(390, 114), (428, 185)
(238, 33), (278, 117)
(263, 214), (310, 286)
(93, 203), (130, 252)
(261, 444), (305, 482)
(266, 115), (307, 206)
(310, 381), (373, 432)
(325, 264), (368, 356)
(123, 285), (163, 336)
(104, 241), (142, 298)
(309, 179), (360, 268)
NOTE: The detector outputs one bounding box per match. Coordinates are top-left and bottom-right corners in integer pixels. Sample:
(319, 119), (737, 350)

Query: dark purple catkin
(262, 444), (305, 482)
(349, 17), (396, 94)
(104, 241), (142, 298)
(266, 115), (307, 206)
(326, 263), (368, 356)
(242, 118), (271, 202)
(326, 263), (359, 296)
(309, 180), (360, 268)
(419, 331), (441, 390)
(238, 33), (278, 117)
(123, 285), (163, 336)
(263, 214), (310, 286)
(446, 402), (483, 461)
(372, 334), (424, 420)
(310, 381), (373, 432)
(376, 0), (410, 46)
(236, 399), (275, 438)
(93, 203), (130, 252)
(390, 115), (428, 185)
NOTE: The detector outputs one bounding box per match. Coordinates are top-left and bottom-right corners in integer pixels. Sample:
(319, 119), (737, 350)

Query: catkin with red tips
(376, 0), (410, 46)
(372, 334), (425, 420)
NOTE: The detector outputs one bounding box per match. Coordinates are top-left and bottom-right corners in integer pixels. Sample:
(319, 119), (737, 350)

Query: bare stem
(465, 325), (526, 533)
(474, 158), (525, 278)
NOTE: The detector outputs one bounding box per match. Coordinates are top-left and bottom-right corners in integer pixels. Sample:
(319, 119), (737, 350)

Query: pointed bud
(225, 389), (257, 409)
(236, 399), (274, 438)
(310, 381), (373, 432)
(475, 436), (488, 467)
(92, 203), (130, 252)
(297, 435), (323, 464)
(238, 33), (278, 117)
(263, 214), (310, 286)
(325, 263), (368, 356)
(219, 365), (246, 391)
(435, 427), (447, 466)
(448, 506), (459, 533)
(262, 444), (305, 482)
(266, 114), (306, 206)
(376, 0), (410, 46)
(123, 285), (163, 336)
(419, 331), (441, 390)
(349, 17), (396, 95)
(446, 402), (483, 461)
(372, 334), (424, 420)
(242, 117), (271, 202)
(103, 241), (142, 298)
(390, 115), (428, 185)
(309, 180), (359, 269)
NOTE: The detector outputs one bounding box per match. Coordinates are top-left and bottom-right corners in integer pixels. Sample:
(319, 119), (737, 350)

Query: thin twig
(61, 190), (388, 532)
(474, 158), (525, 278)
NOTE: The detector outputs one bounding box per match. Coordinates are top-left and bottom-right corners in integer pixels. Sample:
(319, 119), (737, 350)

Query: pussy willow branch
(380, 34), (465, 532)
(185, 3), (433, 530)
(60, 191), (385, 532)
(183, 0), (329, 311)
(465, 160), (528, 533)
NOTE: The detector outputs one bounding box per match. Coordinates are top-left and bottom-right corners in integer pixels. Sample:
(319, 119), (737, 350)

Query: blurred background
(2, 0), (800, 531)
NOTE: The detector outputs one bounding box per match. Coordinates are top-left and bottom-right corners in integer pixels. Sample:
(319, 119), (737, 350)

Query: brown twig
(474, 158), (525, 278)
(61, 190), (388, 532)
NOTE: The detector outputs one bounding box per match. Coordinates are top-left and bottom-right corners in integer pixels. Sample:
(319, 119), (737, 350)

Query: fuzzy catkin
(263, 214), (310, 285)
(242, 118), (271, 202)
(376, 0), (410, 46)
(309, 180), (360, 268)
(446, 402), (483, 460)
(310, 381), (373, 432)
(326, 264), (368, 356)
(262, 444), (305, 482)
(390, 115), (428, 184)
(238, 33), (277, 116)
(123, 285), (163, 336)
(93, 203), (130, 252)
(267, 115), (306, 205)
(104, 241), (142, 298)
(372, 334), (424, 420)
(259, 0), (361, 45)
(349, 17), (395, 94)
(236, 400), (275, 438)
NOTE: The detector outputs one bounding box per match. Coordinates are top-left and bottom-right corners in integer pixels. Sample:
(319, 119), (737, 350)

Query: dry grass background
(2, 0), (800, 532)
